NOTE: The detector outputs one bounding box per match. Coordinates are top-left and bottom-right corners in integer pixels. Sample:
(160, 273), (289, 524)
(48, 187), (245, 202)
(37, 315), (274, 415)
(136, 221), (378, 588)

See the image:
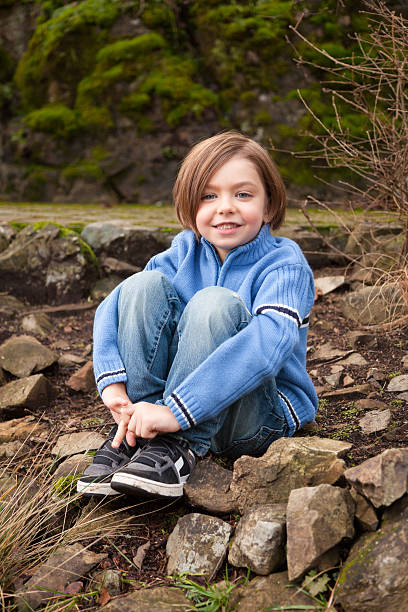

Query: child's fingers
(112, 419), (128, 448)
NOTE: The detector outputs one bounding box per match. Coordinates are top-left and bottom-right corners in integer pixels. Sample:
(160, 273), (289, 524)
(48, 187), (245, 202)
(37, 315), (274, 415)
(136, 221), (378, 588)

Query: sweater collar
(200, 224), (276, 265)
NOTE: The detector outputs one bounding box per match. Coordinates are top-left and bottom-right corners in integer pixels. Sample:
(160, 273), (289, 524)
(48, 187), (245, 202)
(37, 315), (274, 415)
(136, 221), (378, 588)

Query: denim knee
(120, 270), (167, 301)
(182, 287), (251, 333)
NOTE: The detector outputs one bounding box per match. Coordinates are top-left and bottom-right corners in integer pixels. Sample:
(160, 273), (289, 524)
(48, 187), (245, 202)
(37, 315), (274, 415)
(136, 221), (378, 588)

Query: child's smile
(196, 156), (268, 262)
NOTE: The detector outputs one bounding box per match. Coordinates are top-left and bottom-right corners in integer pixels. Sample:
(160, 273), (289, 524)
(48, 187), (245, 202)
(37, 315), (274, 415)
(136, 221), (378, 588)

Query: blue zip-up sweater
(93, 224), (318, 436)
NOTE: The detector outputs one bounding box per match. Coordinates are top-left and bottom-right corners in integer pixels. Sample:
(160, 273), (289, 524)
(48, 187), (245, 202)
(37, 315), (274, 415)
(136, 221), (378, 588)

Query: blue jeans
(117, 270), (288, 458)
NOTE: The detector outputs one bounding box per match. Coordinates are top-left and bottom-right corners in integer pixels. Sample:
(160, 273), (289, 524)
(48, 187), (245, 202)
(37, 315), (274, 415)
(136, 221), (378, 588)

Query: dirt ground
(1, 266), (407, 605)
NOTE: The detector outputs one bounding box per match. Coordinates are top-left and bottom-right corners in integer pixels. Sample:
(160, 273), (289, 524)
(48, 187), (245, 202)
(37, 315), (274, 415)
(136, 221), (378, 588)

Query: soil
(1, 264), (407, 608)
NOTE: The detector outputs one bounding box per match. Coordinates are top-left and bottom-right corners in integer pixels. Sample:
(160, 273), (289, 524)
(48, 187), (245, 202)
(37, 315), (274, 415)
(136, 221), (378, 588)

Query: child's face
(196, 156), (268, 262)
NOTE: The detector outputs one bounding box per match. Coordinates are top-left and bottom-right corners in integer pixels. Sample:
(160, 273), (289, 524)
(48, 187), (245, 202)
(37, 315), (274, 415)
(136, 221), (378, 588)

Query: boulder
(336, 496), (408, 611)
(16, 543), (107, 611)
(0, 374), (57, 417)
(286, 484), (355, 581)
(102, 586), (190, 611)
(230, 571), (314, 611)
(51, 431), (106, 458)
(349, 489), (378, 532)
(184, 457), (237, 514)
(341, 283), (405, 325)
(66, 361), (94, 392)
(21, 313), (54, 337)
(344, 448), (408, 508)
(229, 437), (351, 513)
(0, 335), (57, 378)
(166, 513), (232, 580)
(0, 224), (98, 304)
(228, 504), (286, 575)
(81, 222), (169, 268)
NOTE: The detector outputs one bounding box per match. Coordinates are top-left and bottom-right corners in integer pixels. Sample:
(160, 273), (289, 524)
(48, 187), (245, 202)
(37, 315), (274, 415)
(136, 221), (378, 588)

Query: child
(77, 131), (318, 499)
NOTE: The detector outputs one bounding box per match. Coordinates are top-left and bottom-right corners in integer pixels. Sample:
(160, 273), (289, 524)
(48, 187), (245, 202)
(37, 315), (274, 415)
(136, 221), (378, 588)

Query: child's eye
(201, 193), (216, 200)
(236, 192), (251, 199)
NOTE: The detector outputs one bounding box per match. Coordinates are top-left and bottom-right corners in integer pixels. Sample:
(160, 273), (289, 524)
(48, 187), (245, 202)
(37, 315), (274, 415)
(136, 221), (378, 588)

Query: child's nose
(217, 196), (236, 213)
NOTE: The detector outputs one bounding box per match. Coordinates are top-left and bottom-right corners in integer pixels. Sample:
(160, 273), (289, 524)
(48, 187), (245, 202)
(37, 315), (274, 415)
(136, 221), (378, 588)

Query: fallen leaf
(133, 541), (151, 569)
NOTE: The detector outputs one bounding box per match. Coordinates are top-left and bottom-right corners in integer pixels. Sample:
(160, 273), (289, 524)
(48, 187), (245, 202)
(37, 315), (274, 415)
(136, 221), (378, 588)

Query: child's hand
(112, 402), (180, 448)
(101, 382), (131, 423)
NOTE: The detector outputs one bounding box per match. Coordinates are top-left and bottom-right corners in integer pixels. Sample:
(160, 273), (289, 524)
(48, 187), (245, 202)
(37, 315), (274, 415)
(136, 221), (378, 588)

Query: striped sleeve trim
(277, 389), (300, 432)
(96, 368), (126, 384)
(255, 304), (310, 328)
(169, 392), (196, 428)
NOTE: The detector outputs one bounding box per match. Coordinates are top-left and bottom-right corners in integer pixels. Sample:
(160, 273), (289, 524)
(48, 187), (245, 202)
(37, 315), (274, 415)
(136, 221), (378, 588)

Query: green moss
(0, 47), (15, 82)
(96, 33), (166, 66)
(31, 221), (98, 266)
(24, 104), (81, 138)
(62, 161), (104, 182)
(9, 221), (28, 232)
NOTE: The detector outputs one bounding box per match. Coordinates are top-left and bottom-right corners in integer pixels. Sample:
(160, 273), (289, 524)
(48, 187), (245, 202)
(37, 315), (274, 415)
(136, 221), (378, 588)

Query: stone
(53, 454), (93, 478)
(387, 374), (408, 392)
(90, 276), (122, 302)
(0, 222), (17, 252)
(228, 504), (286, 575)
(100, 256), (141, 277)
(21, 313), (54, 337)
(336, 496), (408, 611)
(0, 294), (26, 315)
(0, 415), (47, 442)
(348, 331), (378, 349)
(91, 569), (122, 597)
(16, 543), (107, 611)
(309, 343), (354, 364)
(102, 586), (190, 611)
(51, 431), (106, 458)
(355, 398), (387, 411)
(398, 392), (408, 402)
(0, 224), (98, 305)
(184, 457), (236, 514)
(0, 374), (57, 417)
(230, 571), (313, 611)
(66, 361), (94, 392)
(0, 335), (57, 378)
(314, 275), (345, 295)
(350, 489), (378, 531)
(324, 371), (342, 387)
(337, 352), (368, 366)
(344, 448), (408, 508)
(366, 367), (387, 382)
(229, 437), (351, 513)
(286, 484), (355, 581)
(359, 409), (391, 434)
(402, 354), (408, 369)
(81, 222), (168, 268)
(0, 440), (29, 458)
(341, 283), (405, 325)
(58, 353), (86, 367)
(320, 383), (372, 399)
(166, 513), (232, 580)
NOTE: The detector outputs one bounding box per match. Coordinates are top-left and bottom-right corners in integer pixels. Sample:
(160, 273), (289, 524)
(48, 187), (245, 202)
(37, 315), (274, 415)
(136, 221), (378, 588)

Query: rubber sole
(111, 472), (185, 498)
(77, 479), (120, 497)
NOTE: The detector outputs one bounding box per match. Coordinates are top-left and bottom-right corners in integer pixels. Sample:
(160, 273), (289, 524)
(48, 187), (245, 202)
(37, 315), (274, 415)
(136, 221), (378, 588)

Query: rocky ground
(1, 260), (407, 610)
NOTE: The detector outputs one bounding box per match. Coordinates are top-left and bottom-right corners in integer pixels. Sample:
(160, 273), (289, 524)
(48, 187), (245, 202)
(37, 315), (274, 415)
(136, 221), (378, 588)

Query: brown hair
(173, 131), (286, 236)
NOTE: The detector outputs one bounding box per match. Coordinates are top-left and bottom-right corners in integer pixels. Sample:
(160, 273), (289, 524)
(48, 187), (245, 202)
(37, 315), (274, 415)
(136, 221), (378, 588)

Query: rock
(336, 496), (408, 611)
(348, 331), (378, 349)
(324, 371), (342, 387)
(184, 457), (236, 514)
(354, 398), (387, 411)
(398, 392), (408, 402)
(344, 448), (408, 508)
(90, 276), (122, 301)
(166, 513), (232, 580)
(366, 367), (387, 382)
(0, 374), (57, 417)
(230, 571), (313, 611)
(102, 586), (190, 611)
(81, 222), (168, 268)
(314, 275), (345, 295)
(387, 374), (408, 392)
(0, 293), (26, 315)
(53, 454), (93, 478)
(0, 367), (6, 386)
(309, 343), (354, 364)
(341, 283), (405, 325)
(228, 504), (286, 575)
(359, 409), (391, 434)
(402, 354), (408, 369)
(0, 474), (17, 497)
(320, 383), (372, 399)
(0, 415), (47, 443)
(100, 256), (141, 278)
(0, 440), (29, 458)
(51, 431), (106, 458)
(66, 361), (94, 392)
(343, 374), (354, 386)
(286, 484), (355, 581)
(229, 437), (351, 513)
(350, 489), (378, 531)
(58, 353), (86, 367)
(0, 335), (57, 378)
(337, 352), (368, 366)
(0, 224), (98, 305)
(16, 543), (107, 611)
(0, 222), (17, 252)
(21, 313), (54, 336)
(91, 569), (122, 597)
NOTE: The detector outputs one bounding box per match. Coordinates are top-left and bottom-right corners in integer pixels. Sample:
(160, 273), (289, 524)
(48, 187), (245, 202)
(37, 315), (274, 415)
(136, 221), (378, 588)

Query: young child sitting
(77, 131), (318, 499)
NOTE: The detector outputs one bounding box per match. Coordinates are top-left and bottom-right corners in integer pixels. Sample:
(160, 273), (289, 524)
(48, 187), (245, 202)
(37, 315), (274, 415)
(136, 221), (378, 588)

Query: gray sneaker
(110, 437), (195, 499)
(77, 426), (137, 497)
